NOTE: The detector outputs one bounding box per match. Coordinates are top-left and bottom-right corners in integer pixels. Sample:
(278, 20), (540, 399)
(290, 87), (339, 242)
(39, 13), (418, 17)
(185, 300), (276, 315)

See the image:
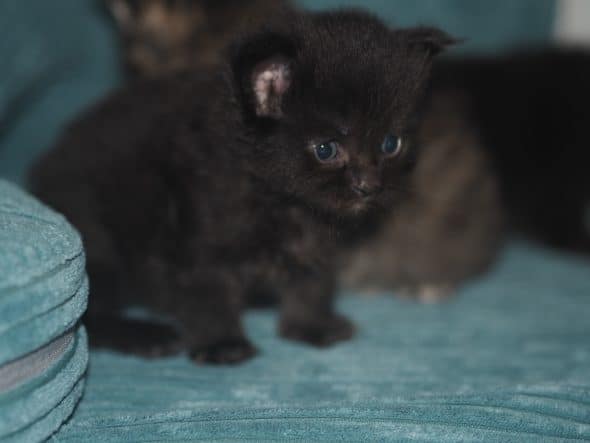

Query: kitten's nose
(351, 176), (381, 197)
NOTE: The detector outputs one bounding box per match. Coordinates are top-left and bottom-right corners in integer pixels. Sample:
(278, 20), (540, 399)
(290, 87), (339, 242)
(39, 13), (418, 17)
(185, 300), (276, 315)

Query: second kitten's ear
(398, 27), (458, 56)
(230, 32), (297, 120)
(104, 0), (136, 29)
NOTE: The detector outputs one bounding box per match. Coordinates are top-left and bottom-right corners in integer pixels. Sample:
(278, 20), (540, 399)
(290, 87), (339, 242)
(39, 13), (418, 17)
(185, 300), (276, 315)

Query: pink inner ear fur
(251, 56), (291, 117)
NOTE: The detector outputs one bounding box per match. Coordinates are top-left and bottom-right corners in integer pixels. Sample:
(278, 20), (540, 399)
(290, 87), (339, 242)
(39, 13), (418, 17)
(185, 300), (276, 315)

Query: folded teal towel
(0, 180), (88, 442)
(53, 244), (590, 442)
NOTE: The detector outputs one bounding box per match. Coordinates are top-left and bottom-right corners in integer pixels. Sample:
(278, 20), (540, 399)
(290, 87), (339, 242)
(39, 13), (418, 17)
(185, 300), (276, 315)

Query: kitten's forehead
(232, 10), (448, 128)
(293, 12), (430, 122)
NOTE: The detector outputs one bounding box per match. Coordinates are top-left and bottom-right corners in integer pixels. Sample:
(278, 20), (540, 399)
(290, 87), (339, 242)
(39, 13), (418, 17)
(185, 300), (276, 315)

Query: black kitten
(31, 10), (453, 364)
(104, 0), (505, 300)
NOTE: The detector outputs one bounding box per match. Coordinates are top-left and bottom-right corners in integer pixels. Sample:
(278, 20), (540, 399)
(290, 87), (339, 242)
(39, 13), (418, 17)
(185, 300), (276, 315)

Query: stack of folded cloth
(0, 180), (88, 442)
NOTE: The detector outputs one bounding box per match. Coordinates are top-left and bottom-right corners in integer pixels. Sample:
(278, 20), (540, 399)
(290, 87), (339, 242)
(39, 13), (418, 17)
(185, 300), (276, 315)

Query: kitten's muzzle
(349, 170), (382, 198)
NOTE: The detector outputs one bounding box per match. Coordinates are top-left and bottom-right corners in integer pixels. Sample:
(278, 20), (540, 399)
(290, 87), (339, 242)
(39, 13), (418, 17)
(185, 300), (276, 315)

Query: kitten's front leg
(155, 266), (256, 364)
(278, 271), (354, 347)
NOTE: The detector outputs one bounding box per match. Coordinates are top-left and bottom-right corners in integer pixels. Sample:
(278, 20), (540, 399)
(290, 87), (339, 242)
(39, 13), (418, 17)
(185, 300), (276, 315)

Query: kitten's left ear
(398, 27), (458, 56)
(230, 31), (298, 120)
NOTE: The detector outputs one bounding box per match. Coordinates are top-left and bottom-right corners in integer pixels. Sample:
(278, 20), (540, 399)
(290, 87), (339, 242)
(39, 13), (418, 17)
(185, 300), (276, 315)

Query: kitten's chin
(309, 195), (378, 219)
(336, 198), (378, 218)
(347, 200), (372, 215)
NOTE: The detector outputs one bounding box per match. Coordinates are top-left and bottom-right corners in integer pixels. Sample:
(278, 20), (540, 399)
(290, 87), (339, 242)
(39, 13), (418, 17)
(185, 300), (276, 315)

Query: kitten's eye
(381, 134), (402, 156)
(314, 140), (339, 162)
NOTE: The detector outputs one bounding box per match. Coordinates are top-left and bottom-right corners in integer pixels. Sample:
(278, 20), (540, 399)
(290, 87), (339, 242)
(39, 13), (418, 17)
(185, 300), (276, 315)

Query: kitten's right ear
(397, 26), (458, 57)
(230, 31), (298, 120)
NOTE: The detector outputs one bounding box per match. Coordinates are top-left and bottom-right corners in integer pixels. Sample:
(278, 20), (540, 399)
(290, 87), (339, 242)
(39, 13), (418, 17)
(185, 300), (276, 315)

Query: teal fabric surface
(52, 245), (590, 442)
(0, 180), (89, 442)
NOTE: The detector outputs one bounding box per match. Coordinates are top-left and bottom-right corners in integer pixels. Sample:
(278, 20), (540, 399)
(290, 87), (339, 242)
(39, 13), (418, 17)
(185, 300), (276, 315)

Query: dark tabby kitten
(31, 10), (456, 363)
(343, 49), (590, 295)
(104, 0), (292, 78)
(341, 90), (503, 299)
(433, 50), (590, 254)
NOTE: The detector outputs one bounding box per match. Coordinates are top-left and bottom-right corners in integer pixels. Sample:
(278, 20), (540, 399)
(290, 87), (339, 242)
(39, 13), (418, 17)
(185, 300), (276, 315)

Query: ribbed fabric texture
(0, 181), (87, 365)
(53, 245), (590, 442)
(1, 330), (88, 443)
(0, 181), (88, 442)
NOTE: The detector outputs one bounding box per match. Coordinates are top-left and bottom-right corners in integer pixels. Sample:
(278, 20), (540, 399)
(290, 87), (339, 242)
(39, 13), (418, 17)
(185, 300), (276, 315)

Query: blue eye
(381, 134), (402, 155)
(314, 140), (339, 161)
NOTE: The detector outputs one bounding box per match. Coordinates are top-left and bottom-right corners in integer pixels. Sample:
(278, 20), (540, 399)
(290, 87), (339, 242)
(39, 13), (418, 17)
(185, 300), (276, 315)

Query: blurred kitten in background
(346, 48), (590, 295)
(104, 0), (293, 78)
(433, 50), (590, 256)
(340, 91), (504, 300)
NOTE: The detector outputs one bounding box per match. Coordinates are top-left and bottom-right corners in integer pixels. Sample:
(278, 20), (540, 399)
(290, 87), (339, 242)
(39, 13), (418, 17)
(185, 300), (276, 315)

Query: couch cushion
(0, 180), (88, 442)
(0, 0), (121, 185)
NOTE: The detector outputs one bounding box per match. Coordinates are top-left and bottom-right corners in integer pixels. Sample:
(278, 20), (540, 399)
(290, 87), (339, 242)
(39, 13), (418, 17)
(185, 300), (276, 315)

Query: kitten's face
(231, 11), (453, 216)
(272, 117), (409, 215)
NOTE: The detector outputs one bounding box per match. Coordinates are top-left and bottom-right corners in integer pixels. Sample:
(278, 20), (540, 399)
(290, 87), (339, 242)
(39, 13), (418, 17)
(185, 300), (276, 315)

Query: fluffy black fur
(31, 10), (453, 363)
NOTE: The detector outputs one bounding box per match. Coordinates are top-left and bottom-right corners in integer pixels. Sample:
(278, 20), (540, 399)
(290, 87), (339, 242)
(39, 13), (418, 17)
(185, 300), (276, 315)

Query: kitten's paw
(87, 316), (185, 358)
(189, 339), (257, 365)
(134, 340), (185, 358)
(280, 314), (355, 347)
(398, 283), (456, 303)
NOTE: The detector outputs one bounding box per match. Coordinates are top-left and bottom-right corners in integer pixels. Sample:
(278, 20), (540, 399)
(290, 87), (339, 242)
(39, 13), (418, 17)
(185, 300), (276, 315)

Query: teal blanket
(53, 245), (590, 442)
